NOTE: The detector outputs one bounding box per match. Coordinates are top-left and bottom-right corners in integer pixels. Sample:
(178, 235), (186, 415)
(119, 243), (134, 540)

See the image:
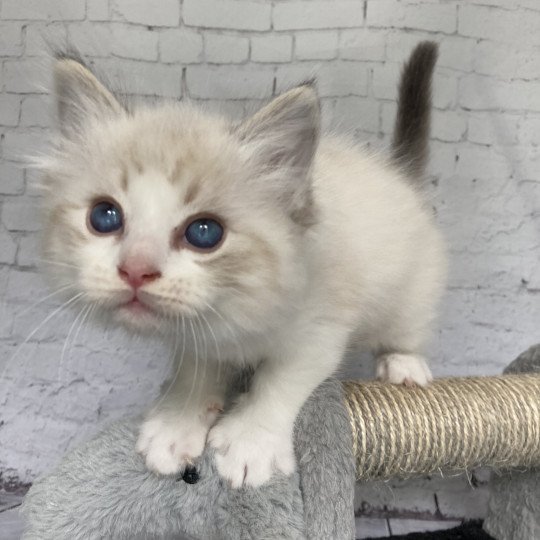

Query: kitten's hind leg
(376, 352), (432, 387)
(137, 357), (226, 476)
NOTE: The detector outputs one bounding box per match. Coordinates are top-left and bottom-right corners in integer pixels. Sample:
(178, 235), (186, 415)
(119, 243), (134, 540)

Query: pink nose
(118, 260), (162, 289)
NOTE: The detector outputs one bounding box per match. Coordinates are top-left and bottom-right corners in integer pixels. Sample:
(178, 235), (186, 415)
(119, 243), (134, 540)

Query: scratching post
(344, 374), (540, 480)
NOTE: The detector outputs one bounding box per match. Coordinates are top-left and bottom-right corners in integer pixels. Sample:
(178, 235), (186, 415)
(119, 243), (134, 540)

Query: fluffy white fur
(40, 56), (446, 488)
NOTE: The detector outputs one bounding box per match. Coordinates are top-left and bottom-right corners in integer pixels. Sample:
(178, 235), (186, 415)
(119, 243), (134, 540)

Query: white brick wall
(1, 0), (539, 526)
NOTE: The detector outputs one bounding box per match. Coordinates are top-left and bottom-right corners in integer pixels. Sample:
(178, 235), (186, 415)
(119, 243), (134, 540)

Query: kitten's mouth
(121, 296), (155, 316)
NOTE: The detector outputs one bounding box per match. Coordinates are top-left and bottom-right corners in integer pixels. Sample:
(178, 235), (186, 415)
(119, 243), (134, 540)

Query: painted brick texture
(0, 0), (539, 526)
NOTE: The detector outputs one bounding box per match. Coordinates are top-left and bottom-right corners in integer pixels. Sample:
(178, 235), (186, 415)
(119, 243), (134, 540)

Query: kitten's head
(40, 57), (320, 342)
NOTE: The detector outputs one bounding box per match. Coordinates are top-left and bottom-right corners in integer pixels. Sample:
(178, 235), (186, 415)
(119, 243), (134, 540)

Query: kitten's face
(41, 59), (320, 343)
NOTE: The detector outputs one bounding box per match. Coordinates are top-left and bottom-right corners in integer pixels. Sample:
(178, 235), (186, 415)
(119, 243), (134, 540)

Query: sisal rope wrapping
(342, 375), (540, 481)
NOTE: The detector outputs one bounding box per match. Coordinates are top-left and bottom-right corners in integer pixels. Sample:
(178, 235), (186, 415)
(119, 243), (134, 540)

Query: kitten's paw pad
(376, 353), (433, 387)
(136, 412), (212, 476)
(208, 416), (295, 488)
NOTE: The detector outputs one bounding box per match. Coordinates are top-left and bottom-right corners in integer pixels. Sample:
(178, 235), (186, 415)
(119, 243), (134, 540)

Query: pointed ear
(236, 83), (320, 176)
(53, 58), (123, 137)
(236, 84), (320, 224)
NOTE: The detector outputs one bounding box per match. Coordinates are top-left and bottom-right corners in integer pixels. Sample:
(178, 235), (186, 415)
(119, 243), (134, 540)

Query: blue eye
(89, 201), (123, 234)
(185, 218), (224, 250)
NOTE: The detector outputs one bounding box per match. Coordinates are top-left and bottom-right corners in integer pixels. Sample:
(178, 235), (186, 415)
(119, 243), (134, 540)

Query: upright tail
(392, 41), (438, 179)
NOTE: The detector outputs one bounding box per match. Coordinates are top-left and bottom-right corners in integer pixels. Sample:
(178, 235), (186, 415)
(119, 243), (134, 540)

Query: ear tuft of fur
(392, 41), (438, 180)
(53, 53), (123, 137)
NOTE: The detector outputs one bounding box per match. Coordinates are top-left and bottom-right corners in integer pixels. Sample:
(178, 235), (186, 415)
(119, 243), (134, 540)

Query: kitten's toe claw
(209, 415), (295, 488)
(137, 409), (215, 476)
(376, 353), (432, 387)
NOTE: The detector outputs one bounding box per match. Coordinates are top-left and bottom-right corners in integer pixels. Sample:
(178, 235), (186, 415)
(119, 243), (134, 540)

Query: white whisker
(199, 310), (222, 381)
(58, 298), (89, 382)
(1, 291), (86, 385)
(62, 301), (94, 383)
(14, 284), (76, 320)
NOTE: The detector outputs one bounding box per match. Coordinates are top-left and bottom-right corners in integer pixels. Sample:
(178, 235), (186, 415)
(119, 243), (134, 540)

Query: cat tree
(21, 346), (540, 539)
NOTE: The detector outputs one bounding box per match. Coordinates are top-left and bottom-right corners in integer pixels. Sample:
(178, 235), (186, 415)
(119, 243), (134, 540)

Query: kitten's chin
(114, 300), (163, 332)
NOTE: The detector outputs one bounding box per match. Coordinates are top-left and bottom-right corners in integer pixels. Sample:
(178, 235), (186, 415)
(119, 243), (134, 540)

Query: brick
(433, 72), (457, 110)
(402, 3), (457, 34)
(273, 1), (363, 30)
(438, 36), (475, 73)
(16, 233), (40, 267)
(319, 98), (336, 131)
(459, 5), (540, 46)
(468, 113), (519, 146)
(295, 31), (339, 61)
(515, 146), (540, 181)
(333, 97), (379, 134)
(20, 95), (51, 127)
(251, 35), (292, 63)
(0, 94), (21, 127)
(455, 146), (513, 181)
(87, 0), (110, 21)
(447, 251), (536, 292)
(372, 63), (400, 100)
(369, 2), (456, 33)
(186, 66), (274, 99)
(0, 162), (25, 195)
(3, 59), (49, 94)
(0, 228), (17, 264)
(366, 0), (405, 28)
(380, 101), (397, 135)
(66, 23), (113, 57)
(111, 0), (180, 26)
(519, 116), (540, 146)
(184, 0), (271, 31)
(0, 23), (24, 56)
(194, 99), (246, 120)
(1, 197), (42, 231)
(340, 29), (386, 62)
(159, 28), (203, 64)
(25, 23), (68, 57)
(276, 62), (368, 97)
(432, 111), (467, 142)
(1, 0), (85, 21)
(460, 75), (540, 112)
(110, 24), (159, 61)
(205, 33), (249, 64)
(99, 59), (182, 98)
(428, 141), (458, 179)
(474, 41), (540, 80)
(519, 0), (540, 8)
(2, 129), (48, 163)
(25, 167), (44, 197)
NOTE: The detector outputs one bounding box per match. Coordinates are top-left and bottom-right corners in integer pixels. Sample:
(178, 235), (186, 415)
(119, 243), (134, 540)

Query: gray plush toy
(21, 378), (356, 540)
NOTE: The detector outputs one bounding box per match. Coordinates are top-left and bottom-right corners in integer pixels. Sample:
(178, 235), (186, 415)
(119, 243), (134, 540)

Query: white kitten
(40, 42), (446, 487)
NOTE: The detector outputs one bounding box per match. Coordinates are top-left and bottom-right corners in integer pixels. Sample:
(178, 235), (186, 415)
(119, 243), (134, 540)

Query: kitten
(40, 41), (446, 488)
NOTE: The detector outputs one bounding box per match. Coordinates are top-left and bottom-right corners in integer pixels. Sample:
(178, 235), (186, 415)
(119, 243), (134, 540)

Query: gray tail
(392, 41), (438, 179)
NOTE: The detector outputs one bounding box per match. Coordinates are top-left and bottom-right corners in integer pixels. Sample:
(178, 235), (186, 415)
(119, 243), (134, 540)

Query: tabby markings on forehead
(120, 168), (128, 192)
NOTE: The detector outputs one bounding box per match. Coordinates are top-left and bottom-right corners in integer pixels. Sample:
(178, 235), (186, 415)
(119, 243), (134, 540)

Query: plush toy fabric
(21, 378), (356, 540)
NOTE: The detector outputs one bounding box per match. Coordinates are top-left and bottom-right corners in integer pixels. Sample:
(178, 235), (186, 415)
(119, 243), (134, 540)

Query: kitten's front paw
(376, 353), (433, 387)
(137, 404), (221, 475)
(208, 413), (295, 488)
